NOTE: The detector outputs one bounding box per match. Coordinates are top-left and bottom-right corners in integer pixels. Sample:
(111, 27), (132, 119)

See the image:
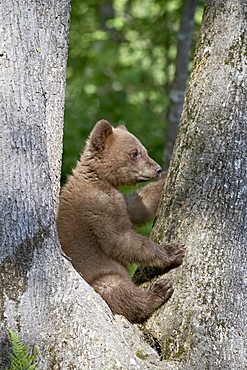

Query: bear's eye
(130, 150), (139, 159)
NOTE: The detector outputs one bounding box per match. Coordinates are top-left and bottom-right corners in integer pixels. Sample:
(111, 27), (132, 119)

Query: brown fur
(57, 120), (185, 323)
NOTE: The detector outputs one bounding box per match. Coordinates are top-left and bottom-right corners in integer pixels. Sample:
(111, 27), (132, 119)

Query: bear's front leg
(98, 227), (185, 270)
(123, 172), (167, 225)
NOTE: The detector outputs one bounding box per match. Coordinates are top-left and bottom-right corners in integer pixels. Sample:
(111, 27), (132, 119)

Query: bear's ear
(118, 125), (128, 132)
(90, 120), (113, 151)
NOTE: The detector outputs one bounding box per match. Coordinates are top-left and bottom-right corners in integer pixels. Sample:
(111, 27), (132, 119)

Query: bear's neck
(73, 155), (119, 188)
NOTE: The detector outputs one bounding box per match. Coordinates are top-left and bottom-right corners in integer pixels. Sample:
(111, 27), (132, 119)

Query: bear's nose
(156, 166), (162, 175)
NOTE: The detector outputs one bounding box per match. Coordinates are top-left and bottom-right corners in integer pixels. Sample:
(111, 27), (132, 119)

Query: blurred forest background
(62, 0), (205, 184)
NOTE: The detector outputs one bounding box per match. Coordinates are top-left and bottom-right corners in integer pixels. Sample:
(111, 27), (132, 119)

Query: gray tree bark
(147, 0), (247, 369)
(0, 1), (163, 369)
(1, 1), (246, 369)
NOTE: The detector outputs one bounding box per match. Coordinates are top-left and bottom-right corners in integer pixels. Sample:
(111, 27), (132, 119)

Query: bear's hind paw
(147, 279), (174, 303)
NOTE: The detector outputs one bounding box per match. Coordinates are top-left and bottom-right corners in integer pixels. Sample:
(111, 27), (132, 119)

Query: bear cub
(57, 120), (185, 323)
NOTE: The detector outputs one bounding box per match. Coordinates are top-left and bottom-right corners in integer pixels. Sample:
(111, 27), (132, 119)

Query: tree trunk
(0, 1), (162, 369)
(148, 0), (247, 368)
(163, 0), (199, 170)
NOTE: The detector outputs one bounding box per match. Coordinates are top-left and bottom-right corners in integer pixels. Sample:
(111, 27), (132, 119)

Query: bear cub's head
(84, 119), (162, 187)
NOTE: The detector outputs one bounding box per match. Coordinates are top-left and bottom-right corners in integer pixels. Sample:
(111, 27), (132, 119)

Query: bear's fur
(57, 120), (185, 323)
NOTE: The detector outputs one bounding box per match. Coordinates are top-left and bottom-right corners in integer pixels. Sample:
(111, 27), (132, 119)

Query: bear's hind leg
(92, 274), (173, 323)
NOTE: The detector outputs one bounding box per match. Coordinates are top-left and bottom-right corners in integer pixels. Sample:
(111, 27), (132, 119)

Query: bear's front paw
(161, 242), (186, 266)
(147, 279), (174, 303)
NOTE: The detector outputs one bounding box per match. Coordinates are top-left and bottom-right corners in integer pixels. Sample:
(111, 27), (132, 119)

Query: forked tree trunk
(1, 0), (246, 369)
(148, 0), (247, 369)
(0, 1), (162, 369)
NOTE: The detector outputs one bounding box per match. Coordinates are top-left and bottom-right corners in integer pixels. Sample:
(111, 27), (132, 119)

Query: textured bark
(0, 0), (67, 215)
(0, 1), (163, 369)
(148, 0), (247, 369)
(163, 0), (199, 170)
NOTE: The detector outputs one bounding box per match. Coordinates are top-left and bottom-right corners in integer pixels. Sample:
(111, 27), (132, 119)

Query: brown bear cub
(57, 120), (185, 323)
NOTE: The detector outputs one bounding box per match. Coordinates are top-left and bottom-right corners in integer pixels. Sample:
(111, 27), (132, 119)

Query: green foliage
(63, 0), (203, 183)
(135, 350), (150, 360)
(63, 0), (204, 184)
(6, 329), (39, 370)
(127, 262), (138, 277)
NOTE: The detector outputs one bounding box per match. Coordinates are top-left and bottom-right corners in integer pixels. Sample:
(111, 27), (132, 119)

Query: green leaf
(6, 329), (39, 370)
